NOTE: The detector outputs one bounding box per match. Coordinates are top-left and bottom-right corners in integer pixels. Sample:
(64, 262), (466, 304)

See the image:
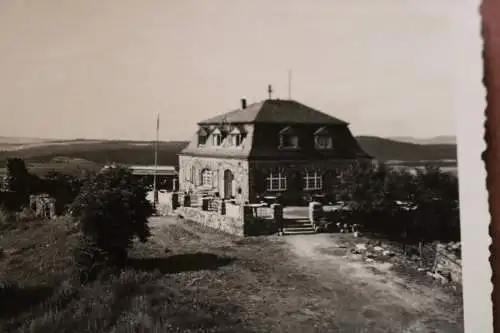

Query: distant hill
(0, 136), (457, 168)
(0, 140), (189, 168)
(388, 135), (456, 145)
(356, 136), (457, 162)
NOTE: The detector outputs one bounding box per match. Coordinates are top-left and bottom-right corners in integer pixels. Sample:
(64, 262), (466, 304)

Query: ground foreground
(0, 216), (463, 333)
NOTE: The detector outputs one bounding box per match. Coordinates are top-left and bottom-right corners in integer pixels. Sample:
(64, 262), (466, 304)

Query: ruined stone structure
(178, 98), (371, 205)
(29, 194), (56, 219)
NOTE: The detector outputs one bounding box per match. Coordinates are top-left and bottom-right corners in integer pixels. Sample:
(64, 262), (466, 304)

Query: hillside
(0, 141), (189, 167)
(356, 136), (457, 162)
(388, 135), (456, 145)
(0, 136), (457, 169)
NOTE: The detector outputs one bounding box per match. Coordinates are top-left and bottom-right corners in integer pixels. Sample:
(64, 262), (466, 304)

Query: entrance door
(223, 169), (234, 199)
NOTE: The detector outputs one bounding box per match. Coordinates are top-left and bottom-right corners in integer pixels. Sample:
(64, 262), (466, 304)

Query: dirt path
(285, 234), (463, 333)
(147, 216), (463, 333)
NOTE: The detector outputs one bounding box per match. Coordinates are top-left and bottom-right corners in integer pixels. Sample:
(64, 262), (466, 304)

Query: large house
(178, 98), (371, 205)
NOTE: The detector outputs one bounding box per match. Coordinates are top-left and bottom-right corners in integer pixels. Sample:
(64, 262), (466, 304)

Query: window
(280, 134), (299, 148)
(212, 134), (222, 146)
(201, 169), (212, 187)
(279, 126), (299, 149)
(266, 172), (287, 191)
(230, 134), (242, 146)
(197, 127), (208, 146)
(315, 135), (333, 149)
(198, 135), (208, 146)
(304, 171), (323, 190)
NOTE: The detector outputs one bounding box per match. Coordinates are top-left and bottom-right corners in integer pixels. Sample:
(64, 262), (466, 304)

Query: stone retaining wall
(433, 243), (462, 283)
(176, 207), (245, 236)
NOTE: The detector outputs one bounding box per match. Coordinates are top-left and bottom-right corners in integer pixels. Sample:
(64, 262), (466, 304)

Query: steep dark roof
(198, 99), (348, 125)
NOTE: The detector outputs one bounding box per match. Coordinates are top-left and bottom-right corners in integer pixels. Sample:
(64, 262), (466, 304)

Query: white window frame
(315, 135), (333, 149)
(201, 168), (212, 187)
(212, 134), (222, 146)
(266, 172), (287, 191)
(304, 171), (323, 190)
(230, 134), (242, 147)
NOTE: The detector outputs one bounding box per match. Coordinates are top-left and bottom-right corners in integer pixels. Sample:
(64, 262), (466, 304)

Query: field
(0, 215), (463, 333)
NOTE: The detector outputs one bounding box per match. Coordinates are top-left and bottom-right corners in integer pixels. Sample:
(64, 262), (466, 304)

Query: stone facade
(179, 155), (250, 202)
(178, 98), (371, 205)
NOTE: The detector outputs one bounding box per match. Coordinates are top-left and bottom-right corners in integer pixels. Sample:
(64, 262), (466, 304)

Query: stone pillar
(171, 192), (179, 210)
(271, 203), (283, 231)
(219, 199), (226, 216)
(309, 201), (323, 224)
(243, 205), (253, 221)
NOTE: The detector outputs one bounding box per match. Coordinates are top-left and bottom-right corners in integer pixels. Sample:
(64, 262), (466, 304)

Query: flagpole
(153, 112), (159, 206)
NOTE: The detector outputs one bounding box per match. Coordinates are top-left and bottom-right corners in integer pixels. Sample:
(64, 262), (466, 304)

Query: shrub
(0, 207), (15, 230)
(333, 162), (460, 242)
(70, 166), (154, 282)
(17, 207), (36, 222)
(72, 235), (109, 284)
(43, 172), (83, 215)
(3, 158), (32, 211)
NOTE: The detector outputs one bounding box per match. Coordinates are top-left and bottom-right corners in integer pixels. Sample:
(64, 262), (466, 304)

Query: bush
(333, 162), (460, 242)
(0, 207), (16, 230)
(70, 166), (154, 282)
(17, 207), (36, 222)
(71, 235), (109, 284)
(42, 172), (83, 215)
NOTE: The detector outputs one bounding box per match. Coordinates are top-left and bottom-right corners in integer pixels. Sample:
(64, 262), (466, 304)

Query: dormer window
(229, 127), (244, 147)
(314, 127), (333, 149)
(279, 126), (299, 149)
(197, 127), (208, 146)
(211, 128), (222, 146)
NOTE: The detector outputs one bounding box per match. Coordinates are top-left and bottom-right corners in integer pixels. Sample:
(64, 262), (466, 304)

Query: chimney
(241, 98), (247, 109)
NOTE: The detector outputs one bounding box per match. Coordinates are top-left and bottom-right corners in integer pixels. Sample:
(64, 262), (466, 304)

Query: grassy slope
(0, 217), (463, 333)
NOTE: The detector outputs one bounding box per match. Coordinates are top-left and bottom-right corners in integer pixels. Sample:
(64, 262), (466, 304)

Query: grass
(0, 216), (464, 333)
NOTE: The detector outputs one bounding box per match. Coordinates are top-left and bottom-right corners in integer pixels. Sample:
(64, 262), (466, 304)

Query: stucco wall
(179, 156), (250, 202)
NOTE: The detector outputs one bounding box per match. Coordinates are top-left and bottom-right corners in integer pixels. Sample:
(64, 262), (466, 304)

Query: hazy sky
(0, 0), (481, 141)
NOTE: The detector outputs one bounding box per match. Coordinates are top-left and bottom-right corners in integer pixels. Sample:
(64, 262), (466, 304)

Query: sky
(0, 0), (482, 141)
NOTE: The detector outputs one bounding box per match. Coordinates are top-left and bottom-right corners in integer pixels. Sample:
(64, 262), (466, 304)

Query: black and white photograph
(0, 1), (489, 332)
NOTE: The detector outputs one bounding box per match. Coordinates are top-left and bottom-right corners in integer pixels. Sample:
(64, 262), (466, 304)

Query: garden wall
(176, 207), (245, 236)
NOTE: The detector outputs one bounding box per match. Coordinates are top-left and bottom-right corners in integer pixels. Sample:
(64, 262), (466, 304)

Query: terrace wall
(434, 243), (462, 283)
(176, 206), (245, 236)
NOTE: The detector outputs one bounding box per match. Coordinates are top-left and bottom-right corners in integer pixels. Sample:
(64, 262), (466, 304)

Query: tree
(4, 158), (32, 211)
(70, 166), (154, 271)
(43, 171), (83, 215)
